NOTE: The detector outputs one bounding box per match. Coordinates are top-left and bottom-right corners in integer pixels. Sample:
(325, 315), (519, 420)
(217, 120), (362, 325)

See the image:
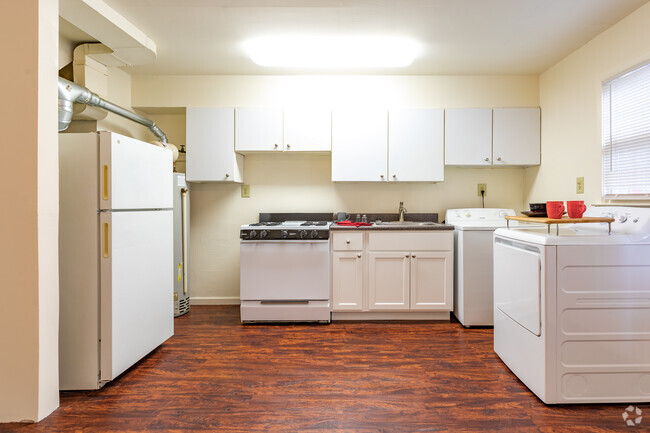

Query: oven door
(240, 240), (330, 301)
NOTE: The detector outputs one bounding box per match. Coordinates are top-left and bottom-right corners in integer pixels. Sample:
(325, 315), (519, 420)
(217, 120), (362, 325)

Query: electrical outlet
(477, 183), (487, 197)
(576, 177), (584, 194)
(241, 184), (250, 198)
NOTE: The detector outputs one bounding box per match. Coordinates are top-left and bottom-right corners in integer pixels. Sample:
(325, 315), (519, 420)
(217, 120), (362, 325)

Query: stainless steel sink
(375, 221), (439, 226)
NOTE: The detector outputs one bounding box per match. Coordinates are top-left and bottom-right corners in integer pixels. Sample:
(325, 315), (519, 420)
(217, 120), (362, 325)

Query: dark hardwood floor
(1, 306), (643, 432)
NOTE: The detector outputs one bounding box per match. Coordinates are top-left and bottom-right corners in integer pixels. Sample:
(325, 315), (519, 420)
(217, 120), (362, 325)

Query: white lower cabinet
(331, 252), (364, 311)
(331, 230), (453, 318)
(409, 252), (452, 310)
(368, 252), (410, 310)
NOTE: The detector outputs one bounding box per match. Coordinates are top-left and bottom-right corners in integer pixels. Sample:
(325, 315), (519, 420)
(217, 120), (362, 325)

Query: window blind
(602, 62), (650, 199)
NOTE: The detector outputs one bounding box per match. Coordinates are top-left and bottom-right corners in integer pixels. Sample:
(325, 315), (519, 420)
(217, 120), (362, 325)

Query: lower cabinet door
(332, 252), (364, 311)
(410, 252), (453, 310)
(368, 252), (410, 310)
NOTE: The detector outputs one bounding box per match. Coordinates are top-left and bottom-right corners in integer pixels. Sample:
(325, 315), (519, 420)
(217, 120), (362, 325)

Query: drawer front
(332, 232), (364, 251)
(368, 231), (452, 252)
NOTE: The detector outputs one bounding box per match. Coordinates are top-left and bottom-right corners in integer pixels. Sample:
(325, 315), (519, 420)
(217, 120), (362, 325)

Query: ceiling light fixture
(244, 35), (420, 69)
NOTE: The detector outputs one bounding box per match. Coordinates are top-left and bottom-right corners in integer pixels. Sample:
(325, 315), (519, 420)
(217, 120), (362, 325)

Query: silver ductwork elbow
(58, 78), (88, 132)
(57, 77), (168, 145)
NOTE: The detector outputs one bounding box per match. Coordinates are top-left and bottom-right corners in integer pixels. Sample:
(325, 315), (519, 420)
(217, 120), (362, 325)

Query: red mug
(546, 201), (564, 219)
(567, 200), (587, 218)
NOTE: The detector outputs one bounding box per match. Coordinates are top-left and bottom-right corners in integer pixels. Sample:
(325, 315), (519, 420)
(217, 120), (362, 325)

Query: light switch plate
(241, 184), (250, 198)
(576, 177), (584, 194)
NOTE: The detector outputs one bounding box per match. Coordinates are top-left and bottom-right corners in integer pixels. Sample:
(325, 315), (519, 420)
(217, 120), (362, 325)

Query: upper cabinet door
(186, 107), (243, 183)
(235, 108), (283, 152)
(492, 108), (540, 166)
(284, 107), (331, 152)
(389, 108), (444, 182)
(444, 108), (493, 166)
(331, 108), (388, 182)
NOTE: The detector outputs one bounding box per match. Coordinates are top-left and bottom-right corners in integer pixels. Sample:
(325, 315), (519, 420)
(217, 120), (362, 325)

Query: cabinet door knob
(225, 173), (230, 178)
(287, 144), (291, 149)
(497, 157), (502, 161)
(405, 254), (409, 257)
(357, 253), (361, 258)
(412, 255), (416, 258)
(393, 174), (397, 179)
(274, 143), (279, 148)
(346, 240), (351, 244)
(484, 157), (490, 162)
(380, 174), (384, 179)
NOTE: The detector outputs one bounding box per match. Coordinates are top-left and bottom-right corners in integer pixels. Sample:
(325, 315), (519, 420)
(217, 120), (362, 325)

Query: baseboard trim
(190, 297), (241, 305)
(332, 311), (450, 321)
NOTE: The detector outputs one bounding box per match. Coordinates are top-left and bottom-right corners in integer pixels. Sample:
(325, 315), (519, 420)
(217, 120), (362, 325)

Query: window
(602, 61), (650, 199)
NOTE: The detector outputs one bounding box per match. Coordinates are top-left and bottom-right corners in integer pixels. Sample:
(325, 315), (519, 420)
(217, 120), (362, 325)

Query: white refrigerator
(59, 131), (174, 390)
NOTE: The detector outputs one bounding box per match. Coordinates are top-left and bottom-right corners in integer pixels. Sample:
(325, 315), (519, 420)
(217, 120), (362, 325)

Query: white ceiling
(83, 0), (648, 75)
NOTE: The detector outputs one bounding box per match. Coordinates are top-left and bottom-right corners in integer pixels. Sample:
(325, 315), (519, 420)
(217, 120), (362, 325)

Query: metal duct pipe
(57, 77), (168, 144)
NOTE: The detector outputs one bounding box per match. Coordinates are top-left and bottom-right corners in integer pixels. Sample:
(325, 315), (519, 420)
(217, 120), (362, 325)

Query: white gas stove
(239, 215), (333, 323)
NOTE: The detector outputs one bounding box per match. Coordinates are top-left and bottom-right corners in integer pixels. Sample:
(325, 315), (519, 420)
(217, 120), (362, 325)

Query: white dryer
(493, 206), (650, 404)
(445, 208), (516, 326)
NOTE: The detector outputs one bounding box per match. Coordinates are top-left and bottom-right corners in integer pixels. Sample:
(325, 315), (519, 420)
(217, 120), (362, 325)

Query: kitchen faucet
(399, 201), (407, 222)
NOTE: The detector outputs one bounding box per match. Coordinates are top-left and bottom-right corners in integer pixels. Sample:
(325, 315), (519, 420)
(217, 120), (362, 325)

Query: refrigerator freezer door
(100, 210), (174, 382)
(99, 132), (173, 210)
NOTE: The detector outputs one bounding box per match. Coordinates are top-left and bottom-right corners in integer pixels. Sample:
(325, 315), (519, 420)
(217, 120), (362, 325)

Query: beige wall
(132, 75), (539, 303)
(526, 2), (650, 206)
(0, 0), (59, 422)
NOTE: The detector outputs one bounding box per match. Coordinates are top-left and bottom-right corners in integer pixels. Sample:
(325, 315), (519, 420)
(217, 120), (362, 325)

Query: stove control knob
(281, 230), (289, 239)
(260, 230), (268, 239)
(249, 230), (257, 238)
(311, 230), (319, 239)
(300, 230), (308, 239)
(619, 215), (628, 223)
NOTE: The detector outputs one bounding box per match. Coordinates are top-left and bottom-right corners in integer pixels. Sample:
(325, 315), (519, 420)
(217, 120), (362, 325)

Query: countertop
(330, 222), (454, 231)
(330, 213), (453, 231)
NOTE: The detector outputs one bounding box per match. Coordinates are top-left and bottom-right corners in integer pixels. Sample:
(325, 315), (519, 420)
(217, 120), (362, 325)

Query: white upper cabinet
(492, 108), (540, 166)
(235, 108), (284, 152)
(186, 107), (243, 183)
(284, 107), (331, 152)
(331, 108), (388, 182)
(444, 108), (493, 166)
(388, 108), (444, 182)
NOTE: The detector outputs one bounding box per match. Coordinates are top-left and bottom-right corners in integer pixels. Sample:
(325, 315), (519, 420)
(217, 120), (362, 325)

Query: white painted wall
(132, 75), (539, 303)
(526, 2), (650, 206)
(0, 0), (59, 422)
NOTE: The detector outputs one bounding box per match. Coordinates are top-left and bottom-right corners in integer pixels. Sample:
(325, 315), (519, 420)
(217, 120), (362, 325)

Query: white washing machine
(493, 206), (650, 404)
(445, 208), (516, 326)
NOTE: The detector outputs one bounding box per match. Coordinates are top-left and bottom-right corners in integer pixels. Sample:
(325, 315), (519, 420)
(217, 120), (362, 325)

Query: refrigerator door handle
(102, 165), (109, 201)
(181, 188), (189, 295)
(102, 222), (110, 258)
